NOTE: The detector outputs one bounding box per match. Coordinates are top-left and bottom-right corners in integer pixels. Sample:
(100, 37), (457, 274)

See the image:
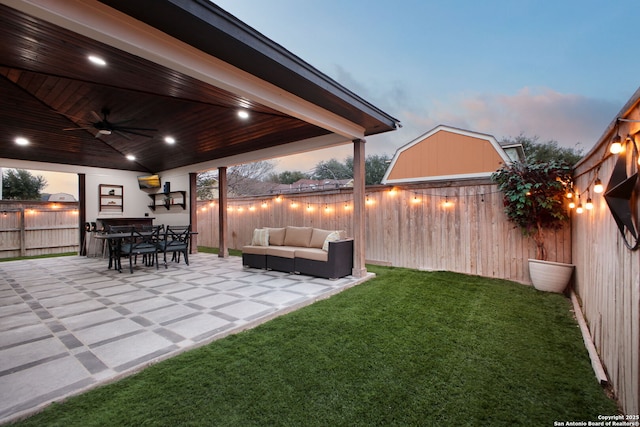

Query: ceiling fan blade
(54, 110), (86, 122)
(114, 130), (132, 140)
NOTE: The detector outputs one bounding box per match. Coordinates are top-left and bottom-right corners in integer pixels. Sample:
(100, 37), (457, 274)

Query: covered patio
(0, 1), (398, 423)
(0, 254), (369, 423)
(0, 0), (399, 276)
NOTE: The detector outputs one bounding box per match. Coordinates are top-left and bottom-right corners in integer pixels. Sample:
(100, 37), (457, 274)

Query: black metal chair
(119, 226), (162, 273)
(105, 225), (134, 271)
(160, 225), (191, 267)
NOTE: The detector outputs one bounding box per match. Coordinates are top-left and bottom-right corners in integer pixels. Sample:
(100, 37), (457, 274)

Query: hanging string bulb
(586, 197), (593, 210)
(593, 178), (604, 194)
(610, 119), (623, 154)
(576, 194), (584, 214)
(566, 186), (574, 199)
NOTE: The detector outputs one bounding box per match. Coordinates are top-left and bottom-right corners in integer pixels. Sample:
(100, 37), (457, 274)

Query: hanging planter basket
(528, 259), (574, 293)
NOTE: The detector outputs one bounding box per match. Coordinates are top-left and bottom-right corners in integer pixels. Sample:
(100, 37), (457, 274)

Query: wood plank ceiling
(0, 3), (331, 173)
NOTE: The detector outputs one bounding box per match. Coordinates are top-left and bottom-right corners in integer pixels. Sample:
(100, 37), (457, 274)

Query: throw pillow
(251, 228), (269, 246)
(322, 231), (341, 251)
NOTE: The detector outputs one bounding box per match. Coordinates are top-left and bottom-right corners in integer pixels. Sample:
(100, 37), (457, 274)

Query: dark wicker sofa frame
(242, 239), (353, 280)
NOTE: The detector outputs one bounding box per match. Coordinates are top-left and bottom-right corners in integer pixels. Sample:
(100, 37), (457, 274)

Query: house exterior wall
(384, 129), (507, 182)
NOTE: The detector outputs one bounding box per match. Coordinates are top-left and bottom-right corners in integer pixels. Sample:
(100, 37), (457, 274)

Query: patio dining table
(95, 230), (156, 271)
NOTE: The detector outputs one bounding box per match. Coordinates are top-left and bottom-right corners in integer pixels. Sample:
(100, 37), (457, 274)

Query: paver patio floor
(0, 254), (369, 424)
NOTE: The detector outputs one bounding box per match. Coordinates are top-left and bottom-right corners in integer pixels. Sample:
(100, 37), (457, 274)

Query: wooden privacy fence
(0, 201), (79, 258)
(196, 178), (571, 284)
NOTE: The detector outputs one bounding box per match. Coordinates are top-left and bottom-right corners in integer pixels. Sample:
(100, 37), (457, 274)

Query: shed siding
(386, 130), (506, 181)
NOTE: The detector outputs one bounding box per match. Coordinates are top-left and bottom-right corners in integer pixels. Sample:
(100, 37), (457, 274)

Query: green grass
(12, 267), (617, 426)
(0, 252), (76, 262)
(197, 246), (242, 257)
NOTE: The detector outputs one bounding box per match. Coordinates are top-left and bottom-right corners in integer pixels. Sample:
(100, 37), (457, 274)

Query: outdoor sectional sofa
(242, 226), (353, 279)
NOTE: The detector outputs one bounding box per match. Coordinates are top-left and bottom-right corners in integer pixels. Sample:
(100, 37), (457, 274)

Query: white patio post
(218, 166), (229, 258)
(352, 138), (367, 278)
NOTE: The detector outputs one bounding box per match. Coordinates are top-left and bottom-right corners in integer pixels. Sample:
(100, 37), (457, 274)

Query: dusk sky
(27, 0), (640, 196)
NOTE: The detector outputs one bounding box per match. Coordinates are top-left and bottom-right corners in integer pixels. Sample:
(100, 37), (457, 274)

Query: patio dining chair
(105, 225), (134, 271)
(119, 226), (162, 273)
(160, 225), (191, 267)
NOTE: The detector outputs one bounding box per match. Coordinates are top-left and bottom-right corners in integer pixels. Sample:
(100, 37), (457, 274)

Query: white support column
(352, 138), (367, 278)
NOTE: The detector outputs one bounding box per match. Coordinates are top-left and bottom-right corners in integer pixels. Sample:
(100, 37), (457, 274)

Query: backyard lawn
(12, 266), (617, 426)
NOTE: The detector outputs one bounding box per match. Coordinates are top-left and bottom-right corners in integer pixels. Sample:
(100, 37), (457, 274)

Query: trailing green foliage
(492, 160), (572, 260)
(12, 268), (616, 426)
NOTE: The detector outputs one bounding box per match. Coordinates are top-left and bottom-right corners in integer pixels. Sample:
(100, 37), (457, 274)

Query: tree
(345, 154), (391, 185)
(267, 170), (309, 184)
(196, 171), (218, 200)
(227, 161), (276, 195)
(312, 158), (352, 180)
(197, 160), (277, 198)
(502, 134), (583, 165)
(312, 154), (391, 185)
(2, 169), (47, 200)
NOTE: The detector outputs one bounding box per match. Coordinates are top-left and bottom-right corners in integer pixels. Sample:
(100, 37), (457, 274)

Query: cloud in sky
(274, 86), (620, 173)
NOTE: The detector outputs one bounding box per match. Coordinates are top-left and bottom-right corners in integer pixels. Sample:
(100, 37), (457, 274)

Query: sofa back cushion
(251, 228), (269, 246)
(284, 226), (313, 247)
(266, 227), (286, 246)
(309, 228), (333, 249)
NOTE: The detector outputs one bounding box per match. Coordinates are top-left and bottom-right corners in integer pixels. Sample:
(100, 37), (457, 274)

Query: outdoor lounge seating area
(242, 226), (354, 279)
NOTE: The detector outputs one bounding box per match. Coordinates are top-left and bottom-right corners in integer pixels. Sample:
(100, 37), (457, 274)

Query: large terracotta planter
(528, 259), (574, 293)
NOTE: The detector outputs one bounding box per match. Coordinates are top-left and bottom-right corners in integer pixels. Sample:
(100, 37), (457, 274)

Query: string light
(593, 178), (603, 194)
(585, 198), (593, 210)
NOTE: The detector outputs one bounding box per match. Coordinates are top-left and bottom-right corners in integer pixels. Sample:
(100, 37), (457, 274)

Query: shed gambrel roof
(381, 125), (514, 184)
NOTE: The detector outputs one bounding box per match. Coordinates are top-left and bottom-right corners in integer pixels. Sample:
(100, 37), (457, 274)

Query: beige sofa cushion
(284, 226), (313, 247)
(266, 246), (296, 258)
(294, 248), (328, 262)
(251, 228), (269, 246)
(322, 231), (342, 251)
(242, 245), (268, 255)
(309, 228), (333, 249)
(266, 227), (286, 246)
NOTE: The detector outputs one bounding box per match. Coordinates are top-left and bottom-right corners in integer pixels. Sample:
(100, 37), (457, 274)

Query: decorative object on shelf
(99, 184), (123, 213)
(492, 160), (574, 292)
(148, 191), (186, 211)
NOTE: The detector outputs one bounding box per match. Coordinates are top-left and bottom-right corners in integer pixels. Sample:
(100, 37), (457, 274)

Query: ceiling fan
(63, 107), (158, 139)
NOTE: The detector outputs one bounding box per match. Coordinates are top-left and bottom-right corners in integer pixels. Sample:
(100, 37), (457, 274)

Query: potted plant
(492, 160), (574, 293)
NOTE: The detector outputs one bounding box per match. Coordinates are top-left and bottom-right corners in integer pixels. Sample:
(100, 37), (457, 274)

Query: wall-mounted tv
(137, 174), (161, 189)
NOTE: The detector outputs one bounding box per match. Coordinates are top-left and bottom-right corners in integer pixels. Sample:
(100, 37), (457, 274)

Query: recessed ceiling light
(237, 110), (249, 119)
(88, 55), (106, 66)
(126, 154), (136, 161)
(15, 137), (29, 146)
(164, 136), (176, 144)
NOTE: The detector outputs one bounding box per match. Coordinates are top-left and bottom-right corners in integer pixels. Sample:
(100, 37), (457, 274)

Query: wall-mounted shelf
(148, 191), (186, 211)
(99, 184), (123, 212)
